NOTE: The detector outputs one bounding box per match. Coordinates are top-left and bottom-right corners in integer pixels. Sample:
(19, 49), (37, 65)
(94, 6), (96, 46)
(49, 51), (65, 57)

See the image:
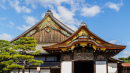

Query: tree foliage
(118, 56), (130, 63)
(0, 37), (43, 73)
(12, 37), (43, 72)
(0, 40), (23, 72)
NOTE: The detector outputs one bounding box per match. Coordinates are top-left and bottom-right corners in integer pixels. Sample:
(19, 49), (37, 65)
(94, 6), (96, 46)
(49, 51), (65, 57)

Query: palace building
(11, 10), (127, 73)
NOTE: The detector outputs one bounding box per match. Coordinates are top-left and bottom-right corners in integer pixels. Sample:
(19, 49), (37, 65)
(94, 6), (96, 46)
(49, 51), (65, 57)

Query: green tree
(128, 56), (130, 60)
(0, 40), (23, 73)
(118, 58), (126, 60)
(118, 57), (130, 63)
(12, 37), (43, 73)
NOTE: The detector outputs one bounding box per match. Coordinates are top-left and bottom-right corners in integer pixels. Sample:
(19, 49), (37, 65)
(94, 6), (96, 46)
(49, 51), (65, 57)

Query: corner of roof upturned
(45, 10), (53, 17)
(80, 22), (88, 29)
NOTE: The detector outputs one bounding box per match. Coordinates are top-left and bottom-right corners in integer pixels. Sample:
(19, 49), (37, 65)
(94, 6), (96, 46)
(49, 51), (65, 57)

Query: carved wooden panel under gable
(29, 16), (70, 43)
(74, 52), (94, 60)
(31, 28), (68, 43)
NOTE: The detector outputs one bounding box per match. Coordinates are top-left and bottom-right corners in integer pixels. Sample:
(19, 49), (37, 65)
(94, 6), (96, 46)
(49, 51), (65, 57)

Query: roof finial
(80, 22), (88, 28)
(81, 22), (85, 26)
(45, 10), (53, 17)
(47, 10), (51, 12)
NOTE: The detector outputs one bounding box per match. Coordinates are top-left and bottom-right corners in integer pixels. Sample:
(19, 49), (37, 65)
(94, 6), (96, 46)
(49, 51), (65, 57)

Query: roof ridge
(50, 15), (75, 33)
(11, 17), (44, 42)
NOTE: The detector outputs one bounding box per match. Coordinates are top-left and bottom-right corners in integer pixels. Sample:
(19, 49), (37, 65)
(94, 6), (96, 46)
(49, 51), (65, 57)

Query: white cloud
(9, 21), (14, 26)
(25, 0), (70, 9)
(0, 18), (6, 20)
(127, 42), (130, 45)
(122, 51), (130, 57)
(41, 13), (45, 18)
(7, 21), (15, 28)
(0, 33), (12, 41)
(114, 50), (130, 59)
(2, 0), (6, 3)
(109, 40), (118, 44)
(81, 5), (101, 17)
(25, 0), (88, 31)
(0, 4), (6, 9)
(17, 25), (31, 31)
(9, 0), (31, 13)
(51, 6), (80, 31)
(24, 16), (38, 26)
(114, 55), (120, 59)
(123, 51), (130, 55)
(17, 16), (38, 31)
(114, 55), (127, 59)
(105, 1), (123, 12)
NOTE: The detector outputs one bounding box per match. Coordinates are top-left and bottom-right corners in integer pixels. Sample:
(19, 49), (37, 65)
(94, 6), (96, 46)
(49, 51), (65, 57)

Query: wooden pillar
(106, 61), (108, 73)
(126, 67), (127, 73)
(18, 69), (20, 73)
(29, 67), (30, 73)
(72, 61), (74, 73)
(123, 67), (124, 73)
(94, 61), (96, 73)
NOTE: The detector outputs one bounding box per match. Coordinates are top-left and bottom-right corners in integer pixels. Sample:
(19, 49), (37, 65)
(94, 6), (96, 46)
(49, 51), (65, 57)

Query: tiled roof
(122, 63), (130, 67)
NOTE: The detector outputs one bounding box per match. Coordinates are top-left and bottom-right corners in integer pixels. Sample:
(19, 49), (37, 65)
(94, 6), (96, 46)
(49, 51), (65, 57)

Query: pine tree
(12, 37), (43, 73)
(0, 40), (23, 73)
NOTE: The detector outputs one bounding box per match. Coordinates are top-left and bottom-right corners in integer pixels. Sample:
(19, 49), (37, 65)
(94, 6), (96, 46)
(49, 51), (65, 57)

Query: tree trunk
(22, 60), (26, 73)
(22, 49), (26, 73)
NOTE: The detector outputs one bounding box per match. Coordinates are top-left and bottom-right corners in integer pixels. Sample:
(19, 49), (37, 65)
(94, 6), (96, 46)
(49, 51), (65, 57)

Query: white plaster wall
(11, 69), (50, 73)
(11, 69), (29, 73)
(11, 69), (18, 73)
(30, 69), (38, 73)
(61, 61), (72, 73)
(108, 63), (117, 73)
(96, 61), (107, 73)
(41, 69), (50, 73)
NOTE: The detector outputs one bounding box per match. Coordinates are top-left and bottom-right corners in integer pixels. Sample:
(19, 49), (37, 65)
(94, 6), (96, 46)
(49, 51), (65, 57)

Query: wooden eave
(43, 39), (126, 50)
(109, 57), (124, 63)
(11, 13), (74, 42)
(42, 25), (126, 50)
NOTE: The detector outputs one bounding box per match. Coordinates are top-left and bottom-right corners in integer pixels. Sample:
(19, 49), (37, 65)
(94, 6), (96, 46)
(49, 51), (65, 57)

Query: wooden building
(11, 10), (126, 73)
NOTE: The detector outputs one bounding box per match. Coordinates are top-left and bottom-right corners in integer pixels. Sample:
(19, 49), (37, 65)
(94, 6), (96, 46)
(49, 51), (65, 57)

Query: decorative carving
(39, 22), (47, 31)
(26, 30), (36, 37)
(61, 29), (70, 37)
(38, 17), (58, 31)
(96, 54), (106, 60)
(74, 53), (93, 60)
(36, 16), (71, 37)
(61, 54), (72, 60)
(66, 29), (101, 44)
(63, 55), (71, 60)
(45, 28), (51, 33)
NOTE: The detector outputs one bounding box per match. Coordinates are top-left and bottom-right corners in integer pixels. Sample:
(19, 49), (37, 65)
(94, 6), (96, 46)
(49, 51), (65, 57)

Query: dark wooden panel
(51, 68), (60, 73)
(31, 28), (69, 43)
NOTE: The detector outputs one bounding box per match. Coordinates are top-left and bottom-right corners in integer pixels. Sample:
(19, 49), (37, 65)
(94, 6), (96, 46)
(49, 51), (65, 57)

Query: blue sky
(0, 0), (130, 58)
